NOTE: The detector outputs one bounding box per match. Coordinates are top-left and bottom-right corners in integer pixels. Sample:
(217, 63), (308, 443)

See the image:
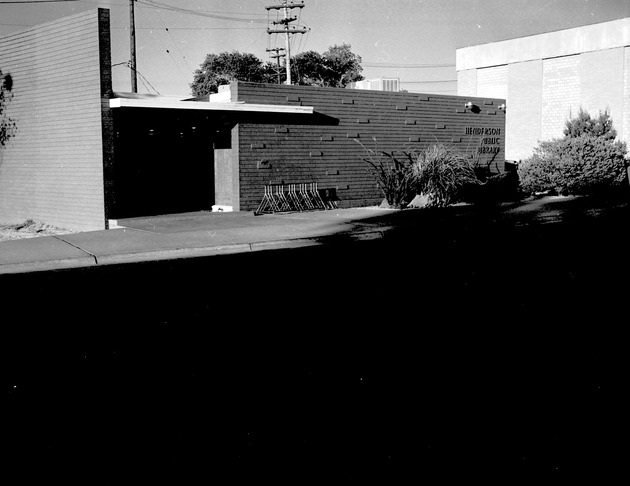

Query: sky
(1, 0), (629, 96)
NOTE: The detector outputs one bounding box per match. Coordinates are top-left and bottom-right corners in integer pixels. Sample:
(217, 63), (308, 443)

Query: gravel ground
(0, 219), (75, 242)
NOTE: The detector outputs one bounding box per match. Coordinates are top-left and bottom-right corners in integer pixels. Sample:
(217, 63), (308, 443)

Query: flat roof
(109, 96), (313, 114)
(456, 16), (630, 71)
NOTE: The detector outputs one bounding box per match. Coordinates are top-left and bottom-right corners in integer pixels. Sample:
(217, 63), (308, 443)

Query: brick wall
(457, 19), (630, 160)
(476, 65), (508, 100)
(457, 69), (477, 97)
(0, 9), (110, 231)
(232, 82), (506, 211)
(579, 48), (624, 139)
(624, 47), (630, 147)
(542, 55), (581, 141)
(506, 60), (543, 161)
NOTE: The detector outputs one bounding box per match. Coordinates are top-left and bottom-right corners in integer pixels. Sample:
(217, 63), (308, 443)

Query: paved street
(2, 194), (627, 483)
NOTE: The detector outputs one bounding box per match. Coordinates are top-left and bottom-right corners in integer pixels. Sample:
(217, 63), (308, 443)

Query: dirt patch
(0, 219), (76, 242)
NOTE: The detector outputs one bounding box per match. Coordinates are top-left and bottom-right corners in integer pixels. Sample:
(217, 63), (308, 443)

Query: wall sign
(465, 126), (502, 154)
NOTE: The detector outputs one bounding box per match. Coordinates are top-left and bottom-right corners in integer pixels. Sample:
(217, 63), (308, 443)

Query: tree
(190, 51), (275, 96)
(1, 69), (17, 147)
(291, 50), (326, 86)
(563, 107), (617, 140)
(321, 43), (364, 88)
(191, 44), (364, 94)
(292, 43), (364, 87)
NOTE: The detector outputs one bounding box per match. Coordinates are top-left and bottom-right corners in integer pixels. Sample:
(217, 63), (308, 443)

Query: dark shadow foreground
(2, 197), (628, 483)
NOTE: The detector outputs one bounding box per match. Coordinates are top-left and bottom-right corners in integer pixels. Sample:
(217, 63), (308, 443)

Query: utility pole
(266, 1), (309, 85)
(266, 47), (286, 84)
(129, 0), (138, 93)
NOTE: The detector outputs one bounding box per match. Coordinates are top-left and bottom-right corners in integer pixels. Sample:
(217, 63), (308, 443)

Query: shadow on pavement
(2, 194), (628, 483)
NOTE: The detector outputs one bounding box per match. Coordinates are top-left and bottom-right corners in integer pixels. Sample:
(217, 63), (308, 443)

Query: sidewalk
(2, 194), (627, 275)
(0, 207), (395, 274)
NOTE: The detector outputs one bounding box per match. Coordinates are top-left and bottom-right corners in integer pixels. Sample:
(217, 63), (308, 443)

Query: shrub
(460, 169), (522, 204)
(563, 107), (616, 140)
(412, 143), (480, 207)
(1, 70), (17, 147)
(361, 147), (417, 208)
(518, 135), (628, 196)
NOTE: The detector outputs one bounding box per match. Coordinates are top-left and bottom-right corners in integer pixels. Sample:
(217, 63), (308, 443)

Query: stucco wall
(0, 9), (111, 231)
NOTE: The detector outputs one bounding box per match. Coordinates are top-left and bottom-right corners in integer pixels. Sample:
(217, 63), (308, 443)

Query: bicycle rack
(255, 182), (335, 215)
(255, 184), (280, 214)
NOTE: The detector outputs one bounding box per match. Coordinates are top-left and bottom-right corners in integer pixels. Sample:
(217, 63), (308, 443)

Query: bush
(361, 147), (417, 208)
(412, 143), (479, 207)
(563, 107), (616, 140)
(518, 135), (628, 196)
(1, 70), (17, 147)
(460, 169), (522, 204)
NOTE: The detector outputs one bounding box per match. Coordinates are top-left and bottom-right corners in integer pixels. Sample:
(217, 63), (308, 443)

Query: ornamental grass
(412, 143), (480, 207)
(360, 142), (418, 208)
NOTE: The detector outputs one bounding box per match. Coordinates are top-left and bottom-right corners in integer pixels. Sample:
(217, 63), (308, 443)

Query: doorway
(111, 108), (216, 219)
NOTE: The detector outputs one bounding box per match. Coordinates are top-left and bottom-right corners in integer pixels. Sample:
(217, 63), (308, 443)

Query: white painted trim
(109, 97), (313, 114)
(457, 17), (630, 71)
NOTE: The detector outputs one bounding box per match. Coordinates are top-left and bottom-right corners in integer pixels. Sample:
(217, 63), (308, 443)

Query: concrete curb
(0, 256), (98, 275)
(249, 229), (385, 252)
(94, 243), (254, 267)
(91, 230), (388, 267)
(0, 229), (389, 275)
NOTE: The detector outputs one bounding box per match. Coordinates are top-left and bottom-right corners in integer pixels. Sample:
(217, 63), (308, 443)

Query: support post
(129, 0), (138, 93)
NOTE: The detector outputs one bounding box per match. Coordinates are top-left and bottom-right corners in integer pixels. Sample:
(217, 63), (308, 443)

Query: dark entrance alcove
(110, 108), (222, 219)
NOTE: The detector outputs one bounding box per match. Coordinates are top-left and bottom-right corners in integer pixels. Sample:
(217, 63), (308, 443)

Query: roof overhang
(109, 96), (313, 115)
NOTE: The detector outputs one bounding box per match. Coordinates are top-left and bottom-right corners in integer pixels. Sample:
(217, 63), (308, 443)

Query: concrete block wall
(457, 69), (477, 97)
(541, 55), (581, 141)
(0, 9), (111, 231)
(461, 51), (628, 159)
(507, 60), (543, 161)
(457, 18), (630, 160)
(624, 47), (630, 147)
(476, 65), (508, 101)
(580, 48), (624, 136)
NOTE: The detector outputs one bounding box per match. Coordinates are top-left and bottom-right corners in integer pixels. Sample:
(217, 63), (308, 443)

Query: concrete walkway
(0, 207), (396, 274)
(1, 195), (627, 275)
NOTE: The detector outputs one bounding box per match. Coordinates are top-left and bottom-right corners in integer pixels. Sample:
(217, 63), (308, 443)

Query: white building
(457, 17), (630, 161)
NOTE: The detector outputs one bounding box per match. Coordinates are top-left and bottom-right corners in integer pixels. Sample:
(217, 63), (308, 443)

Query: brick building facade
(1, 9), (505, 230)
(456, 17), (630, 162)
(0, 9), (112, 231)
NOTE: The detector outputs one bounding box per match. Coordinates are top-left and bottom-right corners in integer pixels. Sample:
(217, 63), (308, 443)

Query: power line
(363, 62), (455, 68)
(401, 79), (457, 84)
(111, 61), (159, 94)
(137, 69), (159, 94)
(0, 0), (80, 3)
(2, 23), (263, 29)
(112, 26), (263, 30)
(136, 0), (269, 24)
(151, 1), (194, 73)
(163, 27), (194, 72)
